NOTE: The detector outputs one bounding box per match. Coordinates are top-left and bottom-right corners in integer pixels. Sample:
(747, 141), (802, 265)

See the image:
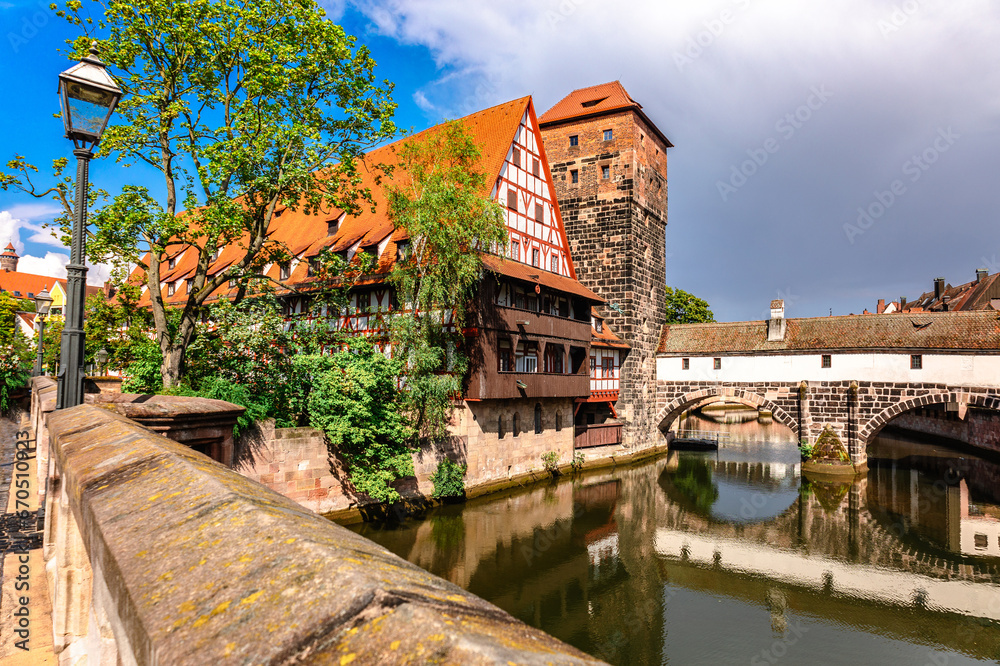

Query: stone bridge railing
(41, 403), (603, 665)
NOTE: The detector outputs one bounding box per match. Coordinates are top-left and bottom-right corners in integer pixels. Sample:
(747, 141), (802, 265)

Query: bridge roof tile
(657, 311), (1000, 355)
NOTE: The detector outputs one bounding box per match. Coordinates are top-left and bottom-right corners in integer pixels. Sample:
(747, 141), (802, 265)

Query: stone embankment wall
(887, 408), (1000, 456)
(43, 404), (604, 665)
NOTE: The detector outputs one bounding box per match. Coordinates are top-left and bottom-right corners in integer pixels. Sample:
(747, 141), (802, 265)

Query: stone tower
(1, 243), (19, 272)
(539, 82), (670, 446)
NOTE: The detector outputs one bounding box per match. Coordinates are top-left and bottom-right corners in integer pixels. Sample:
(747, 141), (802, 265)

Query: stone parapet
(44, 405), (603, 665)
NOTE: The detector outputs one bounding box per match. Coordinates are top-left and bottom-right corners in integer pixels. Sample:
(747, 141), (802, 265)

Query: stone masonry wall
(655, 379), (1000, 464)
(542, 111), (668, 449)
(241, 397), (576, 514)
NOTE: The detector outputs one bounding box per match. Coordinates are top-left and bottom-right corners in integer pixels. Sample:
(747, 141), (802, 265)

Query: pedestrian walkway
(0, 413), (54, 664)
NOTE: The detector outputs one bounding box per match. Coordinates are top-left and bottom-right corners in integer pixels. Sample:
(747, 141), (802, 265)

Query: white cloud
(17, 252), (68, 281)
(5, 202), (64, 222)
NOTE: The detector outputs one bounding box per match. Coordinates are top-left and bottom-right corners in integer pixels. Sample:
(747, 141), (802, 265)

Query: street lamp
(56, 41), (121, 408)
(33, 287), (53, 377)
(95, 348), (109, 376)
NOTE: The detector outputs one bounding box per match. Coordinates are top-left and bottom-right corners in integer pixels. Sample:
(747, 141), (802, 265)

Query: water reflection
(348, 419), (1000, 665)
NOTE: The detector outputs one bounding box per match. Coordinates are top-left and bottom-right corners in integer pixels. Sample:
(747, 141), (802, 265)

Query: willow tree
(387, 121), (507, 440)
(1, 0), (395, 387)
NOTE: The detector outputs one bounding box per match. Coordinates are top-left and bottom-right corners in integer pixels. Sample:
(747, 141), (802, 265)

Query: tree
(2, 0), (396, 388)
(385, 121), (507, 440)
(664, 286), (715, 324)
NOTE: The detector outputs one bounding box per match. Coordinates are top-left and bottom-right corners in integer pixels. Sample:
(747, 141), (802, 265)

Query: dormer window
(167, 281), (176, 296)
(581, 97), (607, 108)
(595, 318), (603, 333)
(397, 240), (411, 262)
(279, 262), (291, 280)
(210, 246), (222, 263)
(307, 258), (320, 277)
(328, 216), (341, 236)
(168, 255), (177, 270)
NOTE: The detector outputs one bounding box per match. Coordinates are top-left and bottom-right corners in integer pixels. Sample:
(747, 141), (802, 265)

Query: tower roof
(2, 242), (17, 256)
(539, 81), (673, 148)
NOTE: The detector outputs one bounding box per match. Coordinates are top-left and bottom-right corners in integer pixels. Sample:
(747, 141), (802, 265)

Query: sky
(1, 0), (999, 321)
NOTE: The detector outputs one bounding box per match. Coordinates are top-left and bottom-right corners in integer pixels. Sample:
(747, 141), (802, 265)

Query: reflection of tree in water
(430, 512), (466, 572)
(669, 457), (719, 513)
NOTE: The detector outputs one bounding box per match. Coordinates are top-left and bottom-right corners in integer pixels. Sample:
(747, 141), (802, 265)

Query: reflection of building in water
(963, 486), (1000, 558)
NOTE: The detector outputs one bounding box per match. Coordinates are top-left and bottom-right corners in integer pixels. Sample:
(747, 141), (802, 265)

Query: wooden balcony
(466, 370), (590, 401)
(574, 422), (623, 449)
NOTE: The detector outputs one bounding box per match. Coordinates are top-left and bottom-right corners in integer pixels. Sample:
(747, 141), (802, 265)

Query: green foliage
(302, 342), (414, 502)
(799, 440), (816, 461)
(120, 337), (164, 394)
(5, 0), (396, 387)
(0, 343), (31, 413)
(172, 376), (268, 440)
(84, 284), (153, 374)
(671, 457), (719, 513)
(430, 458), (467, 499)
(571, 451), (585, 473)
(541, 451), (560, 474)
(387, 121), (507, 440)
(664, 286), (716, 324)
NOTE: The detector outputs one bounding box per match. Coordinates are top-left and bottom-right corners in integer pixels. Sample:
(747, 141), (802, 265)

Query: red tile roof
(590, 307), (628, 349)
(539, 81), (641, 125)
(657, 311), (1000, 355)
(896, 272), (1000, 313)
(141, 97), (539, 308)
(480, 254), (602, 303)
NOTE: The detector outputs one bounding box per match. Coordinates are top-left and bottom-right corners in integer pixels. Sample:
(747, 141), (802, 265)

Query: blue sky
(2, 0), (1000, 322)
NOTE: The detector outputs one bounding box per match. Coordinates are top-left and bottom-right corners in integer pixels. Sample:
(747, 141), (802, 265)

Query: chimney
(977, 268), (988, 283)
(934, 277), (944, 300)
(877, 298), (886, 314)
(767, 299), (787, 342)
(900, 296), (907, 311)
(0, 243), (18, 272)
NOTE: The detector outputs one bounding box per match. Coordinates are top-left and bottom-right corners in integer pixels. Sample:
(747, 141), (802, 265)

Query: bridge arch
(859, 391), (999, 447)
(656, 387), (798, 438)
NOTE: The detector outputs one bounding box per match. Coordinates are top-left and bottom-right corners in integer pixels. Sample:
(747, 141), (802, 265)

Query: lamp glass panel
(64, 82), (115, 136)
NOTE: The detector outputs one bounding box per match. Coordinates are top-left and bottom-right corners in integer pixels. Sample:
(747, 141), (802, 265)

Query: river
(348, 411), (1000, 665)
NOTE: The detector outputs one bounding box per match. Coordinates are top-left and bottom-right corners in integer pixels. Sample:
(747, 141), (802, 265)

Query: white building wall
(657, 352), (1000, 388)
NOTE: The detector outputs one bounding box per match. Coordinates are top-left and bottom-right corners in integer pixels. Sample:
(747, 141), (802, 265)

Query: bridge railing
(42, 404), (604, 665)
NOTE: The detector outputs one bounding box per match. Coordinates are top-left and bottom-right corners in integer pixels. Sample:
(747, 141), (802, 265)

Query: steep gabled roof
(657, 311), (1000, 355)
(140, 95), (599, 308)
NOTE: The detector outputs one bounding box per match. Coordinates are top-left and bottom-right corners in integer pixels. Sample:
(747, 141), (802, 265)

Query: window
(571, 169), (579, 184)
(569, 135), (578, 147)
(911, 354), (923, 369)
(514, 287), (526, 309)
(513, 413), (520, 437)
(601, 165), (610, 179)
(555, 412), (562, 432)
(535, 202), (544, 223)
(595, 318), (603, 333)
(168, 256), (177, 270)
(714, 358), (722, 370)
(307, 258), (320, 277)
(550, 254), (559, 273)
(822, 354), (832, 368)
(279, 262), (291, 280)
(512, 146), (520, 168)
(13, 291), (20, 297)
(229, 276), (237, 288)
(328, 217), (341, 236)
(532, 158), (539, 177)
(602, 357), (614, 378)
(590, 357), (596, 376)
(531, 248), (540, 267)
(167, 281), (176, 296)
(545, 346), (564, 374)
(510, 241), (520, 262)
(396, 240), (411, 262)
(507, 189), (518, 210)
(603, 129), (613, 141)
(210, 246), (221, 263)
(534, 404), (543, 434)
(184, 279), (190, 294)
(515, 342), (537, 373)
(682, 358), (690, 370)
(974, 533), (988, 549)
(27, 292), (33, 299)
(498, 339), (513, 372)
(526, 293), (538, 312)
(498, 415), (505, 439)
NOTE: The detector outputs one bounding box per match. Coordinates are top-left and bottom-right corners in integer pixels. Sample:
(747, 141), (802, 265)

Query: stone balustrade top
(48, 405), (603, 665)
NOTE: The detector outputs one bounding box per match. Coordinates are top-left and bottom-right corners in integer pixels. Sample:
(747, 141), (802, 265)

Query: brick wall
(542, 111), (668, 448)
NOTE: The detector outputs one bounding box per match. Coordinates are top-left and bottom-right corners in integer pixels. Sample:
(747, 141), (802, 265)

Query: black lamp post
(95, 348), (109, 376)
(56, 41), (121, 408)
(33, 287), (53, 377)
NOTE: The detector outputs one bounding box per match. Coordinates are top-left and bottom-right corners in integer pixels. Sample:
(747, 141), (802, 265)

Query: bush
(541, 451), (560, 475)
(799, 440), (816, 461)
(571, 451), (585, 473)
(0, 343), (30, 413)
(175, 375), (271, 440)
(431, 458), (467, 499)
(121, 338), (164, 393)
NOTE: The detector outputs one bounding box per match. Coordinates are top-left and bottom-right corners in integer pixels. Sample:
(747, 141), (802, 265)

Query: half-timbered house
(137, 95), (626, 485)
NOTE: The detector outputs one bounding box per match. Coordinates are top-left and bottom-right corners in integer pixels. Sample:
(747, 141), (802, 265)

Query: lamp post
(95, 348), (109, 377)
(56, 41), (121, 409)
(33, 287), (53, 376)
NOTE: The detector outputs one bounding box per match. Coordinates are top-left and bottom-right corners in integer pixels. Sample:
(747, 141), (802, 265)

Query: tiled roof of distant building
(657, 310), (1000, 355)
(538, 81), (674, 147)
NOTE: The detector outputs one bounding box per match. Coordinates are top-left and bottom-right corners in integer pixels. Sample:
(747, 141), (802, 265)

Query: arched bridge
(654, 308), (1000, 466)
